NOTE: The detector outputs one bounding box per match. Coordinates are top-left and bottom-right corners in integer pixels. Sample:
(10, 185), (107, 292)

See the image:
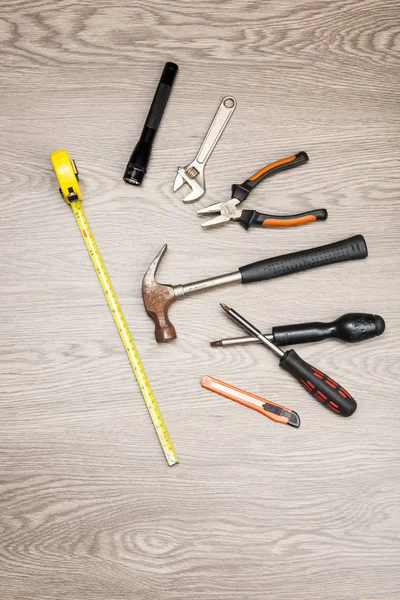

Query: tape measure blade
(70, 200), (178, 466)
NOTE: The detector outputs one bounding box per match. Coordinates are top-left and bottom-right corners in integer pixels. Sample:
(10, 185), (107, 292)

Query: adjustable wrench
(173, 96), (237, 203)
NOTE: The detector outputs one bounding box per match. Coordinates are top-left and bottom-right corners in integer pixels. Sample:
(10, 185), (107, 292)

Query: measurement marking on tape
(71, 200), (178, 466)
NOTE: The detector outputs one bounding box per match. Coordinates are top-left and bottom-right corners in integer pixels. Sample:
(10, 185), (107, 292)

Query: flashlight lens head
(123, 165), (145, 186)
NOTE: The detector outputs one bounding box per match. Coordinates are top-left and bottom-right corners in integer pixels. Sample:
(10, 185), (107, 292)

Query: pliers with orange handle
(197, 151), (328, 229)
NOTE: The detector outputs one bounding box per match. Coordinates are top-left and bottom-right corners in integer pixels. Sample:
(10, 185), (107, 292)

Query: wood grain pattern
(0, 0), (399, 598)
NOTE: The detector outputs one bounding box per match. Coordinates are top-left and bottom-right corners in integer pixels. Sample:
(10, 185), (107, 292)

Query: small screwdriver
(211, 312), (385, 348)
(220, 304), (357, 417)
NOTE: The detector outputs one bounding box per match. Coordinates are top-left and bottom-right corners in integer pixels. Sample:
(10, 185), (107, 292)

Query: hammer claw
(143, 243), (168, 283)
(142, 245), (178, 343)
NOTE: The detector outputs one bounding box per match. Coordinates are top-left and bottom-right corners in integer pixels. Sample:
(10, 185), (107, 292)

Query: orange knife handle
(239, 208), (327, 230)
(201, 375), (300, 427)
(231, 151), (309, 203)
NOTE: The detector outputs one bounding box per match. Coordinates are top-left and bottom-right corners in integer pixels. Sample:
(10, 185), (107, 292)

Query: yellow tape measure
(50, 149), (178, 466)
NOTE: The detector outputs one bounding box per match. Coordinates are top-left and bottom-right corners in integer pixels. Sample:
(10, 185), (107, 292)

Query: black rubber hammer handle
(239, 235), (368, 284)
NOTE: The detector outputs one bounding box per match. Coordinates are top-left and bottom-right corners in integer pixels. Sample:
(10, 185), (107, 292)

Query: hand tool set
(48, 60), (386, 463)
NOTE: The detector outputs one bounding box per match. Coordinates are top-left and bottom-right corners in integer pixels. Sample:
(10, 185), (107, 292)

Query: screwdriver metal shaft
(219, 304), (283, 358)
(211, 332), (274, 347)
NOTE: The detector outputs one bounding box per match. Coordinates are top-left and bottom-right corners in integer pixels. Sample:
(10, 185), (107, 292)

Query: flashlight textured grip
(145, 62), (178, 130)
(145, 83), (172, 129)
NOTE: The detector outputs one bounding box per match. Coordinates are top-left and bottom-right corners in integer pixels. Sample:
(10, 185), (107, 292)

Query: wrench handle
(195, 97), (237, 165)
(239, 235), (367, 283)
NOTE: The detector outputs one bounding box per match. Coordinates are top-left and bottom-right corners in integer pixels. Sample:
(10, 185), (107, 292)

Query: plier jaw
(197, 199), (242, 228)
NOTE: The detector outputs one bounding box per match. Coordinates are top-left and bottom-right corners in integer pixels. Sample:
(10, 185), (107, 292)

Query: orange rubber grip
(249, 155), (297, 181)
(262, 215), (317, 227)
(231, 151), (309, 206)
(239, 208), (327, 230)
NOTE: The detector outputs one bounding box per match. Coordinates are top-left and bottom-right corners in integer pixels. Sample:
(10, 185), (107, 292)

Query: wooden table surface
(1, 1), (399, 599)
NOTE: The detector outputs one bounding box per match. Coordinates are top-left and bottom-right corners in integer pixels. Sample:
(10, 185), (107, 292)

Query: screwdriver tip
(210, 340), (222, 347)
(220, 303), (230, 312)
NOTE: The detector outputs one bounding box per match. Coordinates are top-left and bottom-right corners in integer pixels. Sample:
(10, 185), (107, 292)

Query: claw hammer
(142, 236), (368, 343)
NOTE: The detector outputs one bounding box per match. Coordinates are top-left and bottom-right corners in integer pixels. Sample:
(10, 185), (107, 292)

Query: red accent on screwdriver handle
(279, 349), (357, 417)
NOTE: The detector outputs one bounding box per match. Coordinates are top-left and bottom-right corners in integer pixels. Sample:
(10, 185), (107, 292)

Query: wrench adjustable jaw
(174, 165), (205, 203)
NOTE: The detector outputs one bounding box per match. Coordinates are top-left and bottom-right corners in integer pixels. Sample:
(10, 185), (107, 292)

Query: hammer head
(142, 244), (177, 343)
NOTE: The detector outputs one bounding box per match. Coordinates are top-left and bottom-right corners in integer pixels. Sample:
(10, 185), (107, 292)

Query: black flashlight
(123, 62), (178, 186)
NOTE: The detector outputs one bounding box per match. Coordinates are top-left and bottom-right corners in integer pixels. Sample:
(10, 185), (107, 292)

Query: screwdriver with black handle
(211, 312), (385, 347)
(220, 304), (357, 417)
